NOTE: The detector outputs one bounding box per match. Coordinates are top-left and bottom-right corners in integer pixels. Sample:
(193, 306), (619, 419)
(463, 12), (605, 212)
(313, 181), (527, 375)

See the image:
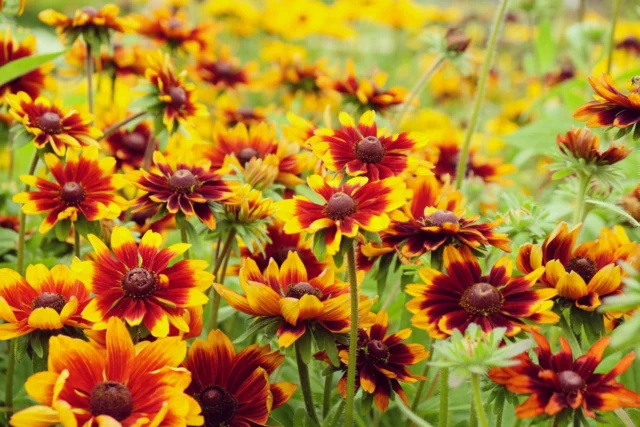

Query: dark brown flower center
(215, 61), (236, 77)
(356, 328), (369, 347)
(121, 132), (148, 153)
(60, 182), (85, 205)
(273, 246), (297, 265)
(286, 282), (323, 299)
(168, 86), (187, 109)
(121, 267), (157, 299)
(424, 210), (459, 227)
(558, 370), (586, 395)
(90, 381), (133, 421)
(237, 147), (259, 165)
(566, 257), (597, 284)
(460, 282), (504, 316)
(82, 6), (98, 17)
(167, 17), (183, 30)
(36, 112), (62, 133)
(32, 292), (66, 313)
(170, 169), (198, 192)
(355, 136), (385, 164)
(325, 192), (357, 221)
(198, 386), (238, 427)
(366, 339), (389, 363)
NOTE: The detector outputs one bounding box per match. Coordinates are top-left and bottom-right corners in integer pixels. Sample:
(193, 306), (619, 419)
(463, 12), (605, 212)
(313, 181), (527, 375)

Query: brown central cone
(168, 86), (187, 109)
(286, 282), (323, 299)
(36, 112), (62, 133)
(60, 182), (86, 205)
(90, 381), (133, 421)
(215, 61), (235, 77)
(81, 6), (98, 17)
(558, 370), (586, 395)
(273, 247), (297, 265)
(32, 292), (66, 313)
(121, 267), (156, 298)
(355, 136), (385, 164)
(237, 147), (259, 165)
(425, 210), (459, 227)
(121, 132), (148, 153)
(198, 386), (238, 427)
(170, 169), (198, 191)
(461, 282), (503, 316)
(325, 192), (356, 221)
(566, 256), (597, 284)
(367, 339), (389, 363)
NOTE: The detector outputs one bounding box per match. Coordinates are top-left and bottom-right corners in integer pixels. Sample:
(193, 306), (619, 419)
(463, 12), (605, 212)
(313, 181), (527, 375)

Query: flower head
(557, 127), (630, 166)
(489, 331), (640, 419)
(8, 92), (101, 156)
(10, 317), (201, 427)
(196, 46), (253, 90)
(185, 330), (296, 427)
(135, 8), (211, 52)
(76, 226), (213, 337)
(13, 147), (127, 234)
(407, 245), (559, 339)
(103, 119), (156, 171)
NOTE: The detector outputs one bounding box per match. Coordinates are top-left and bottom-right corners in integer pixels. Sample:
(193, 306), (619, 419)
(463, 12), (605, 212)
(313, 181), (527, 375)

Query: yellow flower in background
(205, 0), (260, 37)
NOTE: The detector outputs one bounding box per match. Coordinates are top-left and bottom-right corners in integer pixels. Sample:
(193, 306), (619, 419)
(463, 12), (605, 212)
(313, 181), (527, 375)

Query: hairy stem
(209, 229), (236, 330)
(471, 374), (488, 427)
(99, 111), (148, 141)
(296, 340), (319, 424)
(439, 368), (449, 427)
(180, 222), (190, 260)
(344, 241), (359, 426)
(405, 342), (433, 427)
(572, 173), (590, 225)
(323, 373), (334, 418)
(17, 152), (39, 275)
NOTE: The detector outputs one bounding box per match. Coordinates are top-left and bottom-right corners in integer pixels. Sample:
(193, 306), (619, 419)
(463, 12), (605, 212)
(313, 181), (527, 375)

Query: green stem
(572, 174), (590, 225)
(180, 221), (190, 260)
(344, 241), (359, 427)
(394, 55), (446, 128)
(494, 392), (505, 427)
(439, 368), (449, 427)
(4, 340), (15, 420)
(405, 342), (433, 426)
(86, 43), (94, 117)
(469, 399), (478, 427)
(471, 374), (488, 427)
(614, 408), (635, 427)
(558, 314), (582, 356)
(74, 229), (80, 259)
(99, 111), (148, 141)
(208, 229), (236, 331)
(329, 401), (346, 427)
(606, 0), (623, 75)
(296, 340), (319, 424)
(17, 152), (39, 275)
(552, 414), (561, 427)
(323, 373), (333, 418)
(455, 0), (510, 189)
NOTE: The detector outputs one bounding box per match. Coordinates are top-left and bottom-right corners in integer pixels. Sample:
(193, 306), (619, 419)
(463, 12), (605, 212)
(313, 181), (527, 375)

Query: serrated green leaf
(233, 316), (280, 344)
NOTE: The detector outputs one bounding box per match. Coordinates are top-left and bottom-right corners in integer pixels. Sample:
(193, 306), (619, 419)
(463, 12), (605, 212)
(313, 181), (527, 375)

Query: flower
(0, 264), (91, 339)
(317, 311), (429, 411)
(144, 51), (208, 132)
(135, 8), (211, 52)
(0, 29), (54, 101)
(184, 330), (296, 427)
(406, 245), (559, 339)
(196, 46), (253, 90)
(573, 74), (640, 131)
(103, 118), (156, 171)
(9, 317), (202, 427)
(556, 127), (630, 166)
(65, 40), (149, 78)
(517, 222), (638, 311)
(215, 95), (268, 127)
(12, 147), (127, 234)
(489, 331), (640, 419)
(130, 151), (235, 230)
(384, 175), (511, 257)
(309, 111), (432, 180)
(8, 92), (101, 156)
(76, 226), (213, 337)
(276, 174), (406, 255)
(215, 251), (372, 347)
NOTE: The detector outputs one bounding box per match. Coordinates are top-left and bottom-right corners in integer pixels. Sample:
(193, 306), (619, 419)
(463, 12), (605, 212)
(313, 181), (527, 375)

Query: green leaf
(585, 199), (640, 227)
(312, 326), (340, 366)
(360, 390), (373, 415)
(13, 334), (30, 363)
(74, 218), (102, 238)
(0, 49), (68, 88)
(150, 205), (170, 223)
(551, 169), (574, 180)
(54, 220), (71, 242)
(610, 314), (640, 350)
(296, 329), (313, 365)
(30, 331), (43, 358)
(321, 398), (345, 427)
(10, 126), (33, 150)
(185, 221), (204, 259)
(233, 316), (280, 344)
(312, 230), (327, 262)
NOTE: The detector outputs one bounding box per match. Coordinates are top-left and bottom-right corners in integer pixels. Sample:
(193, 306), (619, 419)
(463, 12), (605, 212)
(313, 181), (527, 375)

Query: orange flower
(196, 46), (253, 90)
(135, 8), (211, 52)
(557, 127), (630, 166)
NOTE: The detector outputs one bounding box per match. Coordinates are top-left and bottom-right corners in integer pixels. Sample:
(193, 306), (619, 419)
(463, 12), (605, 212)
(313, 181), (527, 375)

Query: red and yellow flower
(13, 147), (127, 234)
(185, 330), (297, 427)
(276, 175), (406, 255)
(557, 127), (630, 166)
(103, 119), (156, 171)
(135, 8), (211, 52)
(130, 151), (235, 230)
(215, 251), (373, 347)
(8, 92), (101, 156)
(196, 46), (254, 90)
(573, 74), (640, 130)
(309, 111), (432, 180)
(10, 317), (202, 427)
(76, 226), (213, 337)
(517, 222), (638, 311)
(0, 264), (91, 340)
(489, 331), (640, 419)
(65, 40), (149, 79)
(406, 245), (559, 339)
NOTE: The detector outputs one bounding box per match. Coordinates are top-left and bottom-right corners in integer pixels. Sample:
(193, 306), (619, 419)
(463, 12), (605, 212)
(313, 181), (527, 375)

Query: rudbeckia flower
(145, 51), (208, 133)
(196, 46), (253, 90)
(283, 112), (317, 148)
(65, 40), (149, 79)
(185, 330), (297, 427)
(215, 95), (268, 127)
(12, 147), (127, 234)
(573, 74), (640, 131)
(214, 251), (373, 347)
(557, 127), (630, 166)
(0, 264), (91, 339)
(103, 119), (155, 171)
(309, 111), (432, 180)
(76, 226), (213, 337)
(135, 8), (211, 52)
(0, 29), (54, 101)
(9, 317), (202, 427)
(384, 175), (511, 257)
(316, 311), (429, 411)
(517, 222), (638, 311)
(7, 92), (101, 156)
(406, 245), (559, 339)
(489, 331), (640, 419)
(275, 174), (406, 255)
(130, 151), (235, 230)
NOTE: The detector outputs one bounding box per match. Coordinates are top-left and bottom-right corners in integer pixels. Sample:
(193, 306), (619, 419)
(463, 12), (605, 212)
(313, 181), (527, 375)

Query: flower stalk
(395, 55), (446, 128)
(74, 229), (80, 258)
(344, 240), (359, 427)
(209, 229), (236, 330)
(180, 222), (190, 260)
(4, 340), (16, 420)
(471, 374), (488, 427)
(573, 173), (590, 225)
(86, 43), (94, 116)
(606, 0), (623, 75)
(99, 111), (148, 141)
(323, 373), (334, 418)
(439, 368), (450, 427)
(296, 340), (319, 424)
(17, 152), (39, 276)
